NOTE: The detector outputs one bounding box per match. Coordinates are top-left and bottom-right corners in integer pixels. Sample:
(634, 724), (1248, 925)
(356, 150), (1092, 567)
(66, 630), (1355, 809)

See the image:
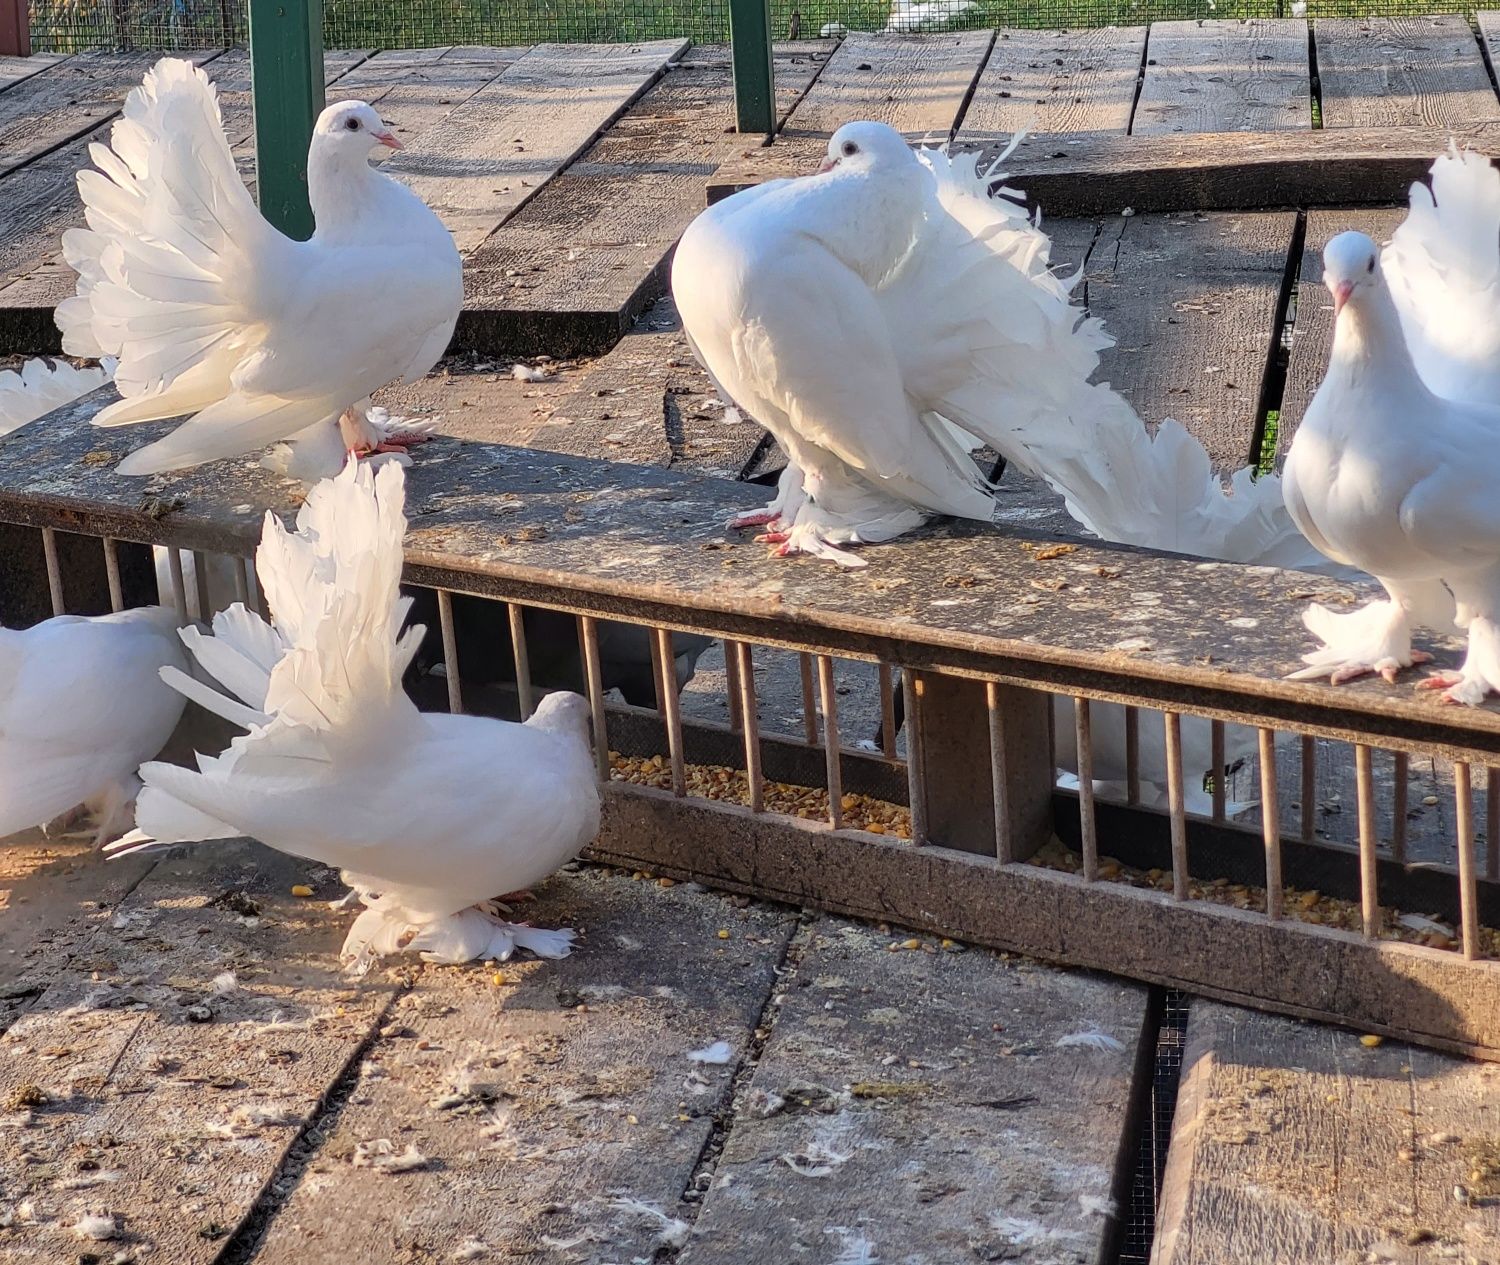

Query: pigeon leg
(1285, 598), (1430, 685)
(728, 508), (784, 530)
(340, 406), (435, 458)
(1416, 615), (1500, 706)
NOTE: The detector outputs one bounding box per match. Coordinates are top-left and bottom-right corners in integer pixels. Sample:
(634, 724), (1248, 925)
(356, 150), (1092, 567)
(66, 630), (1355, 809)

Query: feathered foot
(762, 512), (868, 568)
(1415, 616), (1500, 706)
(340, 902), (575, 972)
(728, 507), (784, 530)
(339, 406), (437, 460)
(1287, 599), (1432, 685)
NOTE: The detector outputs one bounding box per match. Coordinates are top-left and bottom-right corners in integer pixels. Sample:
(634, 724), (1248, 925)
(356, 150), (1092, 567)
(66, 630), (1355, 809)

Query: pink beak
(1331, 280), (1353, 316)
(816, 156), (836, 174)
(375, 131), (403, 150)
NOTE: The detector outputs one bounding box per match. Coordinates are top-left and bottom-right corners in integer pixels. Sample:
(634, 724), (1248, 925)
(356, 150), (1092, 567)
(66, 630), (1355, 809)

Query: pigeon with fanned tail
(673, 122), (1318, 570)
(57, 57), (460, 478)
(108, 460), (600, 966)
(1283, 230), (1500, 704)
(0, 607), (187, 844)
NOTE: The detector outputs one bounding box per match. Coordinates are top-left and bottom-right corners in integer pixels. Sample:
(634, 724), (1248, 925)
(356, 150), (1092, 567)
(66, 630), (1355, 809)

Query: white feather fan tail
(1383, 144), (1500, 405)
(57, 57), (287, 425)
(114, 458), (424, 852)
(906, 145), (1324, 570)
(0, 358), (113, 437)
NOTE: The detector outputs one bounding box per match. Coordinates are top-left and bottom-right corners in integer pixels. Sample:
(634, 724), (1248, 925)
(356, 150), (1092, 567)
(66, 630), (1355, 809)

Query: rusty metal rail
(5, 388), (1500, 1058)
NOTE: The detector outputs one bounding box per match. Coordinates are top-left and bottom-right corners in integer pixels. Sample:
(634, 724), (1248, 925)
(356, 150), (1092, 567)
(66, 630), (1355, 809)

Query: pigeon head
(526, 690), (595, 746)
(313, 101), (403, 156)
(1323, 231), (1383, 317)
(819, 122), (913, 175)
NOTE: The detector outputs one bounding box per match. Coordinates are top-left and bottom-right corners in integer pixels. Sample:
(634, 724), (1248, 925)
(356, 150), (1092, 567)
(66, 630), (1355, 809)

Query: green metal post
(249, 0), (325, 240)
(728, 0), (775, 136)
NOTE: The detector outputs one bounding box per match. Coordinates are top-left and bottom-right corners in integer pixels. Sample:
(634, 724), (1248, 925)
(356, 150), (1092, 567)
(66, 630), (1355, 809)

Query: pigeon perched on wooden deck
(1283, 230), (1500, 704)
(673, 122), (1315, 569)
(56, 57), (461, 478)
(0, 357), (111, 437)
(108, 459), (600, 967)
(0, 606), (187, 844)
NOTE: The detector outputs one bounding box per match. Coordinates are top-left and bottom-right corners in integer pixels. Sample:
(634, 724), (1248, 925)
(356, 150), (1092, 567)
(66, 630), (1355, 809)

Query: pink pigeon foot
(729, 508), (783, 530)
(1327, 648), (1433, 686)
(755, 530), (791, 544)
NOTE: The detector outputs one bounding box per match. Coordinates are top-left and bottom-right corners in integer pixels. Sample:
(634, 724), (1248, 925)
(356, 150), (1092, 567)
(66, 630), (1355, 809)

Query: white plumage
(108, 459), (600, 967)
(57, 57), (461, 478)
(1283, 229), (1500, 703)
(0, 357), (111, 437)
(673, 122), (1317, 571)
(0, 606), (187, 843)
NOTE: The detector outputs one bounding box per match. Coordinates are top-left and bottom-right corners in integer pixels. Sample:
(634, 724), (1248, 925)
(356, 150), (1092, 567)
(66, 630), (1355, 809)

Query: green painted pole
(728, 0), (775, 136)
(249, 0), (325, 240)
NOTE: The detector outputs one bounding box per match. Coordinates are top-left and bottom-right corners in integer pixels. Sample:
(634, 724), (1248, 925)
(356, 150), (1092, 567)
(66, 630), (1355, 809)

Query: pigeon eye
(345, 117), (360, 131)
(841, 141), (857, 157)
(1366, 257), (1375, 273)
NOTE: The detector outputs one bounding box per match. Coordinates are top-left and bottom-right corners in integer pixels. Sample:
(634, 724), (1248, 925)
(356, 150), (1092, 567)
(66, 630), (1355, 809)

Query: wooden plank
(386, 40), (688, 256)
(1080, 210), (1297, 469)
(249, 866), (797, 1262)
(0, 52), (65, 94)
(324, 43), (528, 148)
(1155, 1002), (1500, 1263)
(1277, 207), (1406, 459)
(457, 42), (829, 359)
(0, 841), (394, 1260)
(680, 915), (1150, 1263)
(0, 835), (154, 1034)
(786, 29), (993, 140)
(1315, 15), (1500, 129)
(1479, 12), (1500, 74)
(524, 294), (763, 480)
(0, 51), (214, 180)
(706, 121), (1500, 215)
(957, 26), (1146, 141)
(0, 50), (371, 353)
(1134, 19), (1310, 136)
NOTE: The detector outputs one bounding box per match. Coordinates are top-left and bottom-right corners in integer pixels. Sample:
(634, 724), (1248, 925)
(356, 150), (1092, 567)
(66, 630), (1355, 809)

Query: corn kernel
(492, 972), (507, 986)
(658, 878), (675, 889)
(290, 884), (314, 897)
(717, 929), (730, 940)
(900, 938), (920, 951)
(1360, 1034), (1383, 1048)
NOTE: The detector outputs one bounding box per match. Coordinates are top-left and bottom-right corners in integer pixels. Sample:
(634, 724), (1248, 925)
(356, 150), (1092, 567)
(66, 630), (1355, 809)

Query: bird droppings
(452, 1237), (491, 1259)
(1078, 1194), (1117, 1219)
(781, 1135), (854, 1177)
(511, 364), (551, 383)
(608, 1197), (691, 1250)
(827, 1227), (880, 1264)
(688, 1040), (734, 1065)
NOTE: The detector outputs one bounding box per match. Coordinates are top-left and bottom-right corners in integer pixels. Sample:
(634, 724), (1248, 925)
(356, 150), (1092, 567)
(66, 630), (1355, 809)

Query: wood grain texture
(957, 26), (1146, 140)
(387, 39), (687, 255)
(785, 28), (994, 139)
(0, 50), (214, 179)
(1315, 15), (1500, 129)
(1277, 207), (1406, 459)
(708, 121), (1500, 214)
(679, 916), (1149, 1263)
(0, 52), (65, 94)
(1154, 1002), (1500, 1264)
(457, 43), (829, 358)
(594, 787), (1500, 1060)
(1134, 19), (1311, 136)
(1080, 210), (1297, 469)
(0, 842), (394, 1261)
(250, 866), (797, 1263)
(1478, 11), (1500, 74)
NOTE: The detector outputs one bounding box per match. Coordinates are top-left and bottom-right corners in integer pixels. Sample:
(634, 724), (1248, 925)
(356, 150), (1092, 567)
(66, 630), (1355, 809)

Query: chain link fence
(25, 0), (1488, 57)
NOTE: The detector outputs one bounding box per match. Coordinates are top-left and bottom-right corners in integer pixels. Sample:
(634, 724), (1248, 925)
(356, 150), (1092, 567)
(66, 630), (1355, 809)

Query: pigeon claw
(730, 509), (783, 530)
(755, 530), (791, 544)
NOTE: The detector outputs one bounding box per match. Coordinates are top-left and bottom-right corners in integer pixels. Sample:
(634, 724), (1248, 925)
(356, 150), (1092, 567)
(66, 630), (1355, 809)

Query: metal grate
(1119, 991), (1191, 1264)
(24, 0), (1500, 56)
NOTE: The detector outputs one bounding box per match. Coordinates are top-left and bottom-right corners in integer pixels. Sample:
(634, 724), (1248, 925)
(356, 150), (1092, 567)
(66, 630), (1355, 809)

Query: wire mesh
(25, 0), (1499, 56)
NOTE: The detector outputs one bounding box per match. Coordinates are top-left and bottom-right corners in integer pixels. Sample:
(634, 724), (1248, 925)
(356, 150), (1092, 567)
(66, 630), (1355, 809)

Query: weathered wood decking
(5, 18), (1500, 1264)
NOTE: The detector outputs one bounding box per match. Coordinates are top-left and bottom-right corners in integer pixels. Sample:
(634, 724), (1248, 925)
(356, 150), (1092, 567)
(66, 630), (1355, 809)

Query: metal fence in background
(24, 0), (1500, 55)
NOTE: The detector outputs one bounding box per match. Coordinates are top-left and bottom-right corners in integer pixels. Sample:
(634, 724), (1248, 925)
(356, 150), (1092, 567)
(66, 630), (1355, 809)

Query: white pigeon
(673, 122), (1318, 570)
(107, 459), (601, 967)
(0, 606), (187, 843)
(885, 0), (976, 32)
(1282, 230), (1500, 704)
(56, 57), (462, 477)
(0, 357), (111, 437)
